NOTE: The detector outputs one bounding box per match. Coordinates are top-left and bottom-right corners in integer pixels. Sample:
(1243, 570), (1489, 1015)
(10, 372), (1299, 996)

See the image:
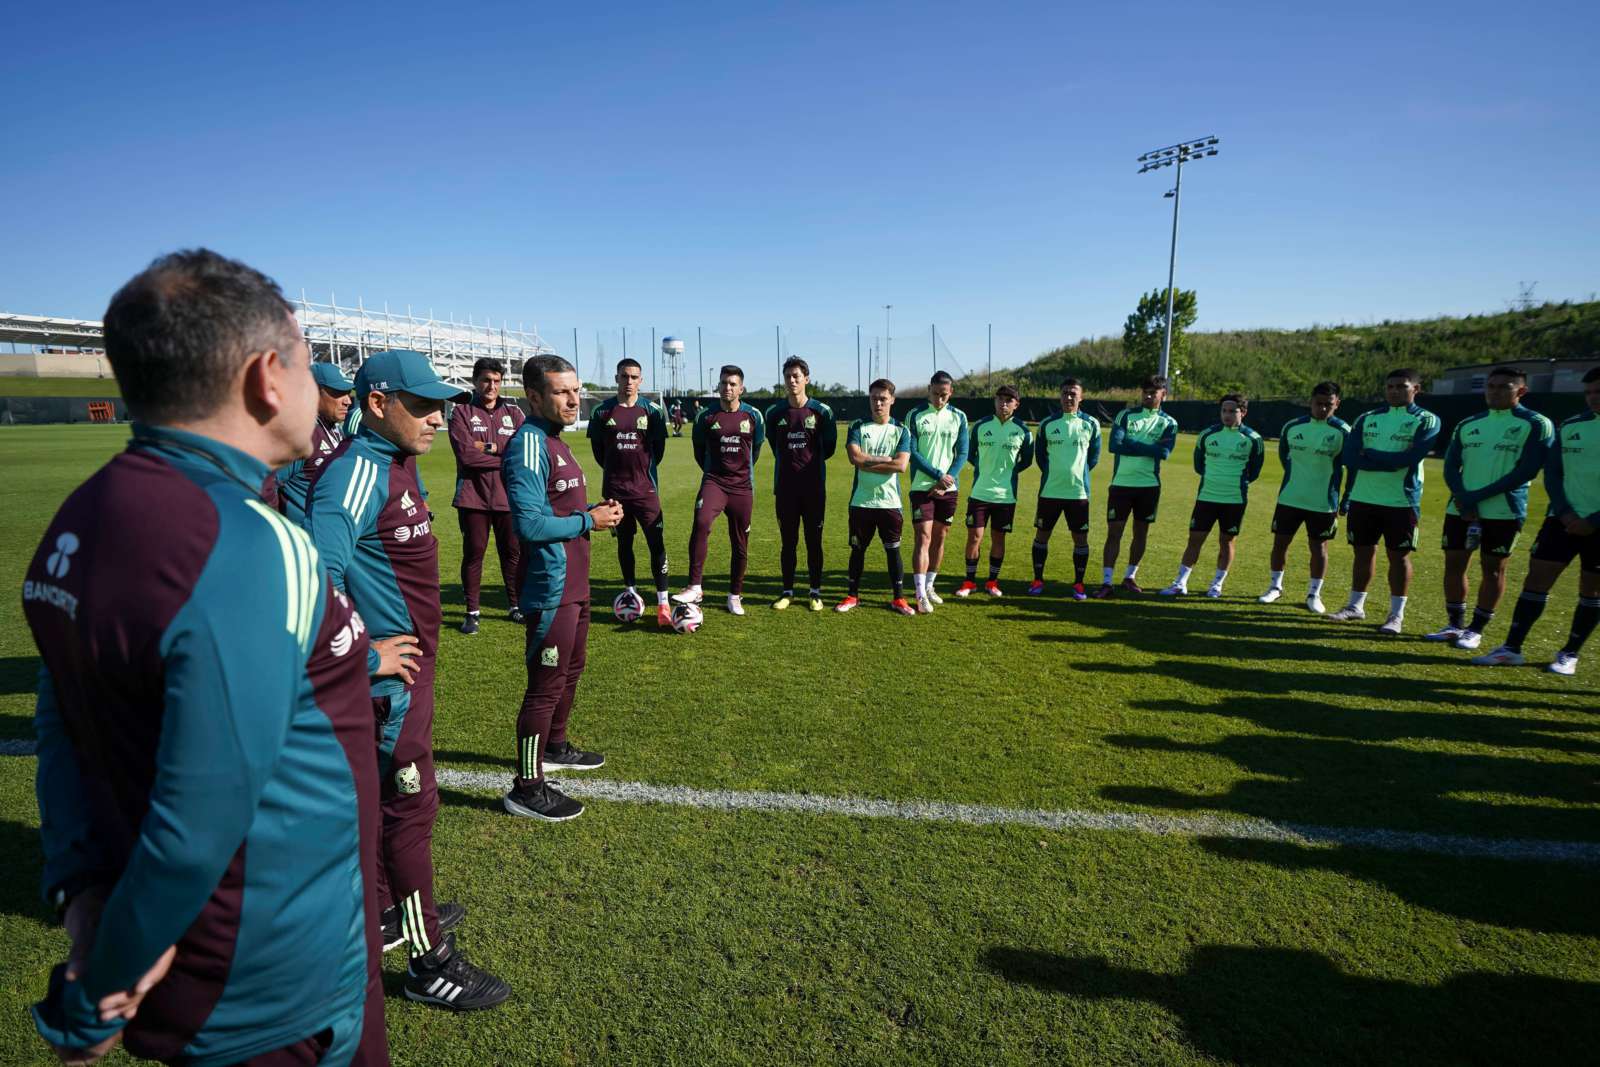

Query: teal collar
(130, 422), (271, 489)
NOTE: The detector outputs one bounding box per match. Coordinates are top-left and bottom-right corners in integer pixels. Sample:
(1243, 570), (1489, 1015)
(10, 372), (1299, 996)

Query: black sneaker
(403, 933), (510, 1011)
(381, 900), (466, 953)
(508, 607), (526, 625)
(543, 740), (604, 771)
(459, 613), (480, 635)
(502, 779), (584, 821)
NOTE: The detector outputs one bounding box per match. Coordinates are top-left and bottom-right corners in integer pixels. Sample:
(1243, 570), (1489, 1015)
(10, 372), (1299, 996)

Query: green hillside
(958, 301), (1600, 400)
(0, 376), (120, 397)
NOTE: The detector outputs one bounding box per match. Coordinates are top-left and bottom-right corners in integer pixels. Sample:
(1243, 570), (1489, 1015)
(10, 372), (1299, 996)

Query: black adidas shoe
(403, 933), (510, 1011)
(381, 900), (465, 953)
(508, 607), (526, 625)
(502, 779), (584, 821)
(459, 613), (480, 635)
(542, 740), (604, 771)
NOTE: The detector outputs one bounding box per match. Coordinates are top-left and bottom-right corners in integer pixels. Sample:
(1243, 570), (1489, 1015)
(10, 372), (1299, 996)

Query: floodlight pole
(1137, 134), (1220, 383)
(883, 305), (893, 380)
(855, 325), (862, 394)
(1160, 158), (1182, 382)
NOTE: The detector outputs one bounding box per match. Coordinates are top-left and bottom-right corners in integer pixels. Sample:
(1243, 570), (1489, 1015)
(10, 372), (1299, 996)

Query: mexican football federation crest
(739, 418), (751, 433)
(395, 762), (421, 795)
(637, 415), (650, 429)
(540, 645), (560, 667)
(804, 414), (817, 429)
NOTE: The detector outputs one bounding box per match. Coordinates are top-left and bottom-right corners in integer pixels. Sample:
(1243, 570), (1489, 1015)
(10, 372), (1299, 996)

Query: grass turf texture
(0, 376), (121, 397)
(1, 423), (1597, 1065)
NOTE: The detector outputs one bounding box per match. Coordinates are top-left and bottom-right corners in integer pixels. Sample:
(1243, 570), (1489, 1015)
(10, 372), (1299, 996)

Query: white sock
(1389, 595), (1407, 618)
(1307, 578), (1324, 597)
(466, 610), (480, 616)
(657, 591), (669, 605)
(914, 573), (927, 596)
(927, 571), (938, 589)
(685, 584), (701, 595)
(1124, 564), (1139, 580)
(1268, 570), (1284, 590)
(1175, 565), (1193, 586)
(1349, 591), (1368, 609)
(626, 585), (637, 596)
(809, 587), (822, 596)
(1212, 568), (1228, 587)
(1103, 566), (1115, 585)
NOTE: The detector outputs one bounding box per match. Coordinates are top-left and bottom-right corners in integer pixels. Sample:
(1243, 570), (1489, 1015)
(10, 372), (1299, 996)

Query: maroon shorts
(615, 493), (663, 533)
(1272, 504), (1339, 542)
(1346, 501), (1419, 552)
(1440, 513), (1522, 557)
(848, 506), (904, 547)
(1034, 497), (1090, 536)
(965, 499), (1016, 533)
(909, 489), (958, 526)
(1106, 485), (1160, 524)
(1189, 500), (1246, 536)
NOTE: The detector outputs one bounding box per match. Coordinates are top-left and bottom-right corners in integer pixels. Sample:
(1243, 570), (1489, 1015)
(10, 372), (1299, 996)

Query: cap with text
(354, 349), (470, 403)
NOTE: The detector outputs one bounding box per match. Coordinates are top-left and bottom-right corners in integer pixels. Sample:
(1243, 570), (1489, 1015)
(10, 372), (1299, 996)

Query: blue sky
(4, 1), (1596, 390)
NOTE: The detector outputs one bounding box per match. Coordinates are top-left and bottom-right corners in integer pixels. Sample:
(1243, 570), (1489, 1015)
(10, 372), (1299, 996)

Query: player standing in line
(1092, 375), (1179, 598)
(675, 365), (765, 615)
(1030, 377), (1100, 599)
(837, 379), (914, 614)
(954, 384), (1033, 598)
(24, 250), (390, 1065)
(1160, 393), (1265, 598)
(449, 357), (526, 634)
(1258, 382), (1349, 612)
(765, 356), (838, 611)
(1474, 367), (1600, 672)
(906, 370), (970, 612)
(503, 356), (624, 820)
(1426, 366), (1554, 650)
(307, 348), (509, 1011)
(587, 359), (671, 625)
(276, 360), (354, 524)
(1329, 368), (1441, 635)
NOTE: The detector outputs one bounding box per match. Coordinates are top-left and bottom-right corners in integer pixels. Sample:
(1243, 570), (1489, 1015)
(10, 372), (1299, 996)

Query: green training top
(1547, 410), (1600, 522)
(1109, 406), (1180, 488)
(1035, 410), (1101, 501)
(906, 402), (970, 492)
(1276, 415), (1350, 513)
(848, 418), (912, 509)
(1344, 403), (1441, 510)
(1194, 423), (1266, 504)
(1442, 405), (1554, 521)
(967, 415), (1034, 504)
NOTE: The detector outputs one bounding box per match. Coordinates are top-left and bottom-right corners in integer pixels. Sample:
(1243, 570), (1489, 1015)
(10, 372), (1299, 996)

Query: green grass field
(0, 377), (121, 397)
(2, 423), (1597, 1065)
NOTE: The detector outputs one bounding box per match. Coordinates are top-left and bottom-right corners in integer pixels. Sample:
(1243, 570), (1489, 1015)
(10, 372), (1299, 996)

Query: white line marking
(435, 767), (1600, 866)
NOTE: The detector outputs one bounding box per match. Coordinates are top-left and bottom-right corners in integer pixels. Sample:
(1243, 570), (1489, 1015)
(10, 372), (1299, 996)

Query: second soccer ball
(612, 590), (645, 623)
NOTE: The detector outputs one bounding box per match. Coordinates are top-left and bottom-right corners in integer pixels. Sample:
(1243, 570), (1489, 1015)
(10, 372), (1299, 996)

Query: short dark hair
(1487, 365), (1526, 383)
(995, 384), (1020, 402)
(103, 248), (298, 424)
(869, 378), (896, 397)
(719, 364), (744, 383)
(617, 358), (642, 374)
(472, 357), (505, 380)
(523, 354), (576, 397)
(1583, 367), (1600, 384)
(1221, 392), (1248, 409)
(929, 370), (954, 387)
(783, 356), (810, 378)
(1141, 375), (1169, 391)
(1386, 368), (1421, 385)
(1312, 380), (1341, 398)
(1060, 377), (1082, 391)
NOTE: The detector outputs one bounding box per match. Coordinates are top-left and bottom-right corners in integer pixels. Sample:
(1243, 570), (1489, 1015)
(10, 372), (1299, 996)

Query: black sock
(1467, 607), (1493, 635)
(1564, 597), (1600, 655)
(886, 545), (905, 597)
(1031, 540), (1048, 581)
(1504, 591), (1548, 653)
(617, 528), (637, 588)
(848, 545), (867, 596)
(643, 523), (670, 593)
(1446, 601), (1465, 629)
(989, 555), (1004, 582)
(1073, 546), (1090, 583)
(966, 557), (979, 582)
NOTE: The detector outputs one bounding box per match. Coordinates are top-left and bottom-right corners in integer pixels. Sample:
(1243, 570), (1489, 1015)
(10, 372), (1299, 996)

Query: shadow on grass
(0, 819), (50, 922)
(982, 944), (1600, 1065)
(438, 784), (509, 814)
(0, 656), (41, 695)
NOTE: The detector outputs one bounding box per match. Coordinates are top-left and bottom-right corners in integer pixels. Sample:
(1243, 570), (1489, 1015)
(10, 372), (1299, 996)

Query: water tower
(661, 335), (686, 397)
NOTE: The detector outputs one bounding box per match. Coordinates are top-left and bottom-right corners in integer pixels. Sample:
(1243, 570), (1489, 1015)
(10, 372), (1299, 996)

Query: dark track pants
(457, 507), (522, 613)
(516, 600), (590, 785)
(615, 496), (669, 593)
(372, 657), (440, 957)
(687, 482), (753, 594)
(776, 481), (826, 591)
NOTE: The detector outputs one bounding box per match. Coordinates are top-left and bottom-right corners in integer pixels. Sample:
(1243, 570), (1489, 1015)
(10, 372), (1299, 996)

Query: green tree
(1123, 288), (1198, 383)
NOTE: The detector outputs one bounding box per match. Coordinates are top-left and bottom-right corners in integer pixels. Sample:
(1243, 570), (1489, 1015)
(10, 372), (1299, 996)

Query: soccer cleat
(508, 607), (526, 625)
(1424, 625), (1465, 642)
(1377, 614), (1405, 636)
(953, 580), (978, 598)
(772, 595), (792, 611)
(1471, 645), (1525, 667)
(1090, 582), (1114, 599)
(503, 779), (584, 821)
(656, 604), (673, 627)
(1306, 595), (1326, 614)
(1548, 651), (1579, 675)
(1027, 580), (1045, 596)
(1158, 583), (1187, 597)
(1453, 631), (1484, 651)
(1121, 577), (1144, 594)
(403, 933), (511, 1012)
(926, 587), (944, 605)
(1329, 605), (1366, 621)
(1205, 585), (1224, 599)
(383, 901), (465, 953)
(1072, 583), (1087, 601)
(1258, 587), (1282, 604)
(835, 595), (859, 613)
(890, 597), (916, 616)
(542, 740), (604, 771)
(459, 613), (480, 635)
(809, 595), (824, 612)
(726, 595), (745, 616)
(984, 580), (1004, 598)
(671, 586), (703, 605)
(916, 595), (934, 614)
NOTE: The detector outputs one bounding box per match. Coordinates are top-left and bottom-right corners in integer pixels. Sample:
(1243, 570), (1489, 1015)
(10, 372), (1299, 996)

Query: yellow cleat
(772, 595), (792, 611)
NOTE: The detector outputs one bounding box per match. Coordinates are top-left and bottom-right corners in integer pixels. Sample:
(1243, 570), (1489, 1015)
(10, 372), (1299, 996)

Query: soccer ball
(612, 590), (645, 623)
(670, 602), (703, 633)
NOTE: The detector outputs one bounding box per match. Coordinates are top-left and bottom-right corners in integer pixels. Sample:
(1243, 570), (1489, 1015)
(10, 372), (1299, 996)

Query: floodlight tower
(661, 335), (685, 397)
(1136, 134), (1221, 381)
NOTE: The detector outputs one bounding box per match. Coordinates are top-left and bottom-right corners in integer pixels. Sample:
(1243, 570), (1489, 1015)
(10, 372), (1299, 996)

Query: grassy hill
(957, 301), (1600, 400)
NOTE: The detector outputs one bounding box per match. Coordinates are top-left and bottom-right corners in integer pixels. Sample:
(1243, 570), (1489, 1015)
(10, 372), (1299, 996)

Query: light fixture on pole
(882, 305), (893, 380)
(1136, 134), (1221, 380)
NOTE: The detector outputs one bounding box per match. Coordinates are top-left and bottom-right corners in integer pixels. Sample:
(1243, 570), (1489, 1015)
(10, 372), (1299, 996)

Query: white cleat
(1377, 614), (1405, 636)
(1158, 583), (1187, 597)
(1471, 645), (1525, 667)
(1305, 595), (1326, 614)
(1453, 630), (1483, 651)
(1548, 651), (1579, 676)
(916, 595), (934, 615)
(1205, 584), (1225, 599)
(1424, 625), (1465, 642)
(1329, 605), (1366, 622)
(1258, 587), (1283, 604)
(726, 594), (745, 616)
(671, 586), (703, 605)
(926, 588), (944, 606)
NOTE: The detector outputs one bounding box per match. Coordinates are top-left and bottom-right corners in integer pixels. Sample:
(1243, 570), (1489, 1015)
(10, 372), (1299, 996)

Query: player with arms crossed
(1259, 382), (1349, 612)
(955, 384), (1033, 598)
(1474, 367), (1600, 672)
(1092, 375), (1179, 598)
(1426, 366), (1553, 650)
(905, 370), (970, 612)
(1160, 393), (1265, 597)
(1030, 377), (1101, 599)
(587, 358), (671, 625)
(1329, 368), (1441, 635)
(837, 379), (914, 614)
(449, 357), (526, 633)
(503, 355), (623, 820)
(675, 365), (764, 615)
(764, 356), (838, 611)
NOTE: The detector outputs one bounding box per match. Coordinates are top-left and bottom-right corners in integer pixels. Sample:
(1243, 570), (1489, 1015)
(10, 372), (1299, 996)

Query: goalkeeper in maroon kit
(674, 365), (765, 615)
